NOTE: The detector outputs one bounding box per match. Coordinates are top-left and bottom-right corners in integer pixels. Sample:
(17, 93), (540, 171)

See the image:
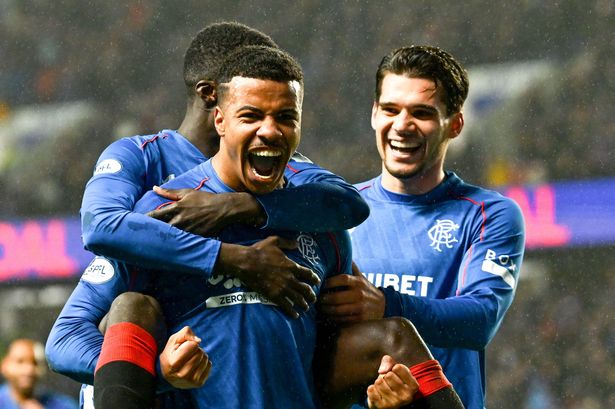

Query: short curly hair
(375, 45), (469, 116)
(215, 45), (304, 104)
(183, 22), (277, 97)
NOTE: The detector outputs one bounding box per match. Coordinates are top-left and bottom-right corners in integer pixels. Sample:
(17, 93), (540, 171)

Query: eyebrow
(378, 101), (439, 112)
(236, 105), (299, 116)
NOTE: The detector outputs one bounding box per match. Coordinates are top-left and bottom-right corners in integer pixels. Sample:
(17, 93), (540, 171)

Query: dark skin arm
(147, 187), (265, 237)
(148, 188), (319, 318)
(216, 236), (320, 319)
(318, 262), (386, 322)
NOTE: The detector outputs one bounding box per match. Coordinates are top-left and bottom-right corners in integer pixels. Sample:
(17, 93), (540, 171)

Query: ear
(448, 112), (464, 139)
(213, 106), (225, 137)
(370, 101), (378, 130)
(196, 80), (217, 109)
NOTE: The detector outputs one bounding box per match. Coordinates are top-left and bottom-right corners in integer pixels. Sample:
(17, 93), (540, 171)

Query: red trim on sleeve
(194, 177), (211, 191)
(285, 163), (299, 173)
(409, 359), (453, 398)
(457, 196), (486, 241)
(95, 322), (158, 376)
(326, 232), (342, 273)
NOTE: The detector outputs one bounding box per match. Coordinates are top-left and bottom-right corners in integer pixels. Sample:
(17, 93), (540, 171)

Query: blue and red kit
(350, 172), (525, 409)
(47, 159), (352, 409)
(79, 129), (367, 277)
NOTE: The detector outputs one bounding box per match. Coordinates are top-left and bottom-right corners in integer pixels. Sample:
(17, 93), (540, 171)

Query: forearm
(257, 182), (369, 231)
(46, 283), (108, 384)
(83, 209), (220, 276)
(382, 288), (499, 349)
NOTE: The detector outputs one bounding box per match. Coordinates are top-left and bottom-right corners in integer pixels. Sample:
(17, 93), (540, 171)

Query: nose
(256, 116), (283, 141)
(392, 110), (416, 133)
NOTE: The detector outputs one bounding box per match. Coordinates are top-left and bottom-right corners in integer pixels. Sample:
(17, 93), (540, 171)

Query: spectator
(0, 338), (77, 409)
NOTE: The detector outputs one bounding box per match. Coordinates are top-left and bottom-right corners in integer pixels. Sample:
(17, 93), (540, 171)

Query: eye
(380, 106), (399, 116)
(412, 108), (438, 120)
(277, 112), (299, 123)
(238, 111), (261, 122)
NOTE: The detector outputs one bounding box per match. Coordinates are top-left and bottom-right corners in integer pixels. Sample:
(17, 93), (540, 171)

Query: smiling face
(372, 73), (463, 195)
(213, 76), (302, 194)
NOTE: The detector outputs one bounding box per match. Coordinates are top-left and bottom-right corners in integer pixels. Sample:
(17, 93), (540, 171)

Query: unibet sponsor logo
(206, 291), (276, 308)
(365, 273), (433, 297)
(82, 257), (115, 284)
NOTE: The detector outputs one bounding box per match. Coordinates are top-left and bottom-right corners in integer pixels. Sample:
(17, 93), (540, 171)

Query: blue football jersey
(80, 129), (366, 277)
(350, 172), (525, 409)
(48, 159), (352, 409)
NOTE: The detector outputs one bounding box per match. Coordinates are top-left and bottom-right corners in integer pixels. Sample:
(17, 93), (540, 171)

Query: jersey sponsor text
(365, 272), (433, 296)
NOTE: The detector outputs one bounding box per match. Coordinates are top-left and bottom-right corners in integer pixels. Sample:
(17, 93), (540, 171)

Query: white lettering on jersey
(207, 273), (242, 289)
(366, 273), (433, 297)
(428, 219), (459, 252)
(482, 249), (516, 288)
(81, 257), (115, 284)
(206, 291), (276, 308)
(94, 159), (122, 175)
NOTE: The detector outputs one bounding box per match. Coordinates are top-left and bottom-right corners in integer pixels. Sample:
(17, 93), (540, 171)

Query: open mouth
(389, 139), (422, 155)
(248, 149), (283, 179)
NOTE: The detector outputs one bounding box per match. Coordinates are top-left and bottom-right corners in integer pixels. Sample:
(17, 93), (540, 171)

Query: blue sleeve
(45, 258), (131, 385)
(256, 155), (369, 232)
(80, 138), (220, 277)
(383, 199), (525, 350)
(45, 258), (174, 393)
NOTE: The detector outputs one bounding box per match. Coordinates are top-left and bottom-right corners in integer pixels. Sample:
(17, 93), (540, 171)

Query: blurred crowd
(487, 248), (615, 408)
(1, 1), (613, 407)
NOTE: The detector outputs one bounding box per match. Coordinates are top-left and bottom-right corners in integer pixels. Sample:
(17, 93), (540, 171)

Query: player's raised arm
(81, 136), (222, 277)
(147, 155), (369, 236)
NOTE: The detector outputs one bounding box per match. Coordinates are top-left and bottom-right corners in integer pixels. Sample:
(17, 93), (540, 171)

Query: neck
(177, 102), (218, 158)
(10, 386), (34, 403)
(210, 154), (243, 192)
(381, 166), (446, 196)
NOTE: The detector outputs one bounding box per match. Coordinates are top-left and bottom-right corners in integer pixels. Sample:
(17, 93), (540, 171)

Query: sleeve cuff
(381, 286), (403, 317)
(252, 195), (272, 229)
(155, 357), (174, 394)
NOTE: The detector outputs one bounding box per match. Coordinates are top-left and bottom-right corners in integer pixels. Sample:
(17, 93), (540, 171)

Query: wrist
(233, 192), (267, 227)
(215, 243), (249, 278)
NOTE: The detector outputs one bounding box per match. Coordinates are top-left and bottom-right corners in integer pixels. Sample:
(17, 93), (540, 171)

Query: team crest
(297, 233), (320, 265)
(428, 219), (459, 252)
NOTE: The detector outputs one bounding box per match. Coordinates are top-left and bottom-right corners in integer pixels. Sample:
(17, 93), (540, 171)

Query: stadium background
(0, 1), (613, 407)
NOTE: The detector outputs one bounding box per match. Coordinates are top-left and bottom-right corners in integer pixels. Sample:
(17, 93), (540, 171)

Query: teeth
(390, 140), (420, 149)
(251, 150), (282, 157)
(253, 170), (274, 179)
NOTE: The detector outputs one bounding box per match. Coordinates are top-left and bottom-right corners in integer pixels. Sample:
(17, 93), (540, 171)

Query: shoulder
(353, 177), (379, 197)
(0, 384), (15, 406)
(286, 152), (324, 174)
(161, 161), (213, 190)
(93, 132), (165, 173)
(452, 177), (524, 230)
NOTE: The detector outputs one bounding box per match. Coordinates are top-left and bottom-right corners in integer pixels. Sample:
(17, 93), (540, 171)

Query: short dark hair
(375, 45), (469, 116)
(183, 21), (277, 97)
(216, 45), (304, 103)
